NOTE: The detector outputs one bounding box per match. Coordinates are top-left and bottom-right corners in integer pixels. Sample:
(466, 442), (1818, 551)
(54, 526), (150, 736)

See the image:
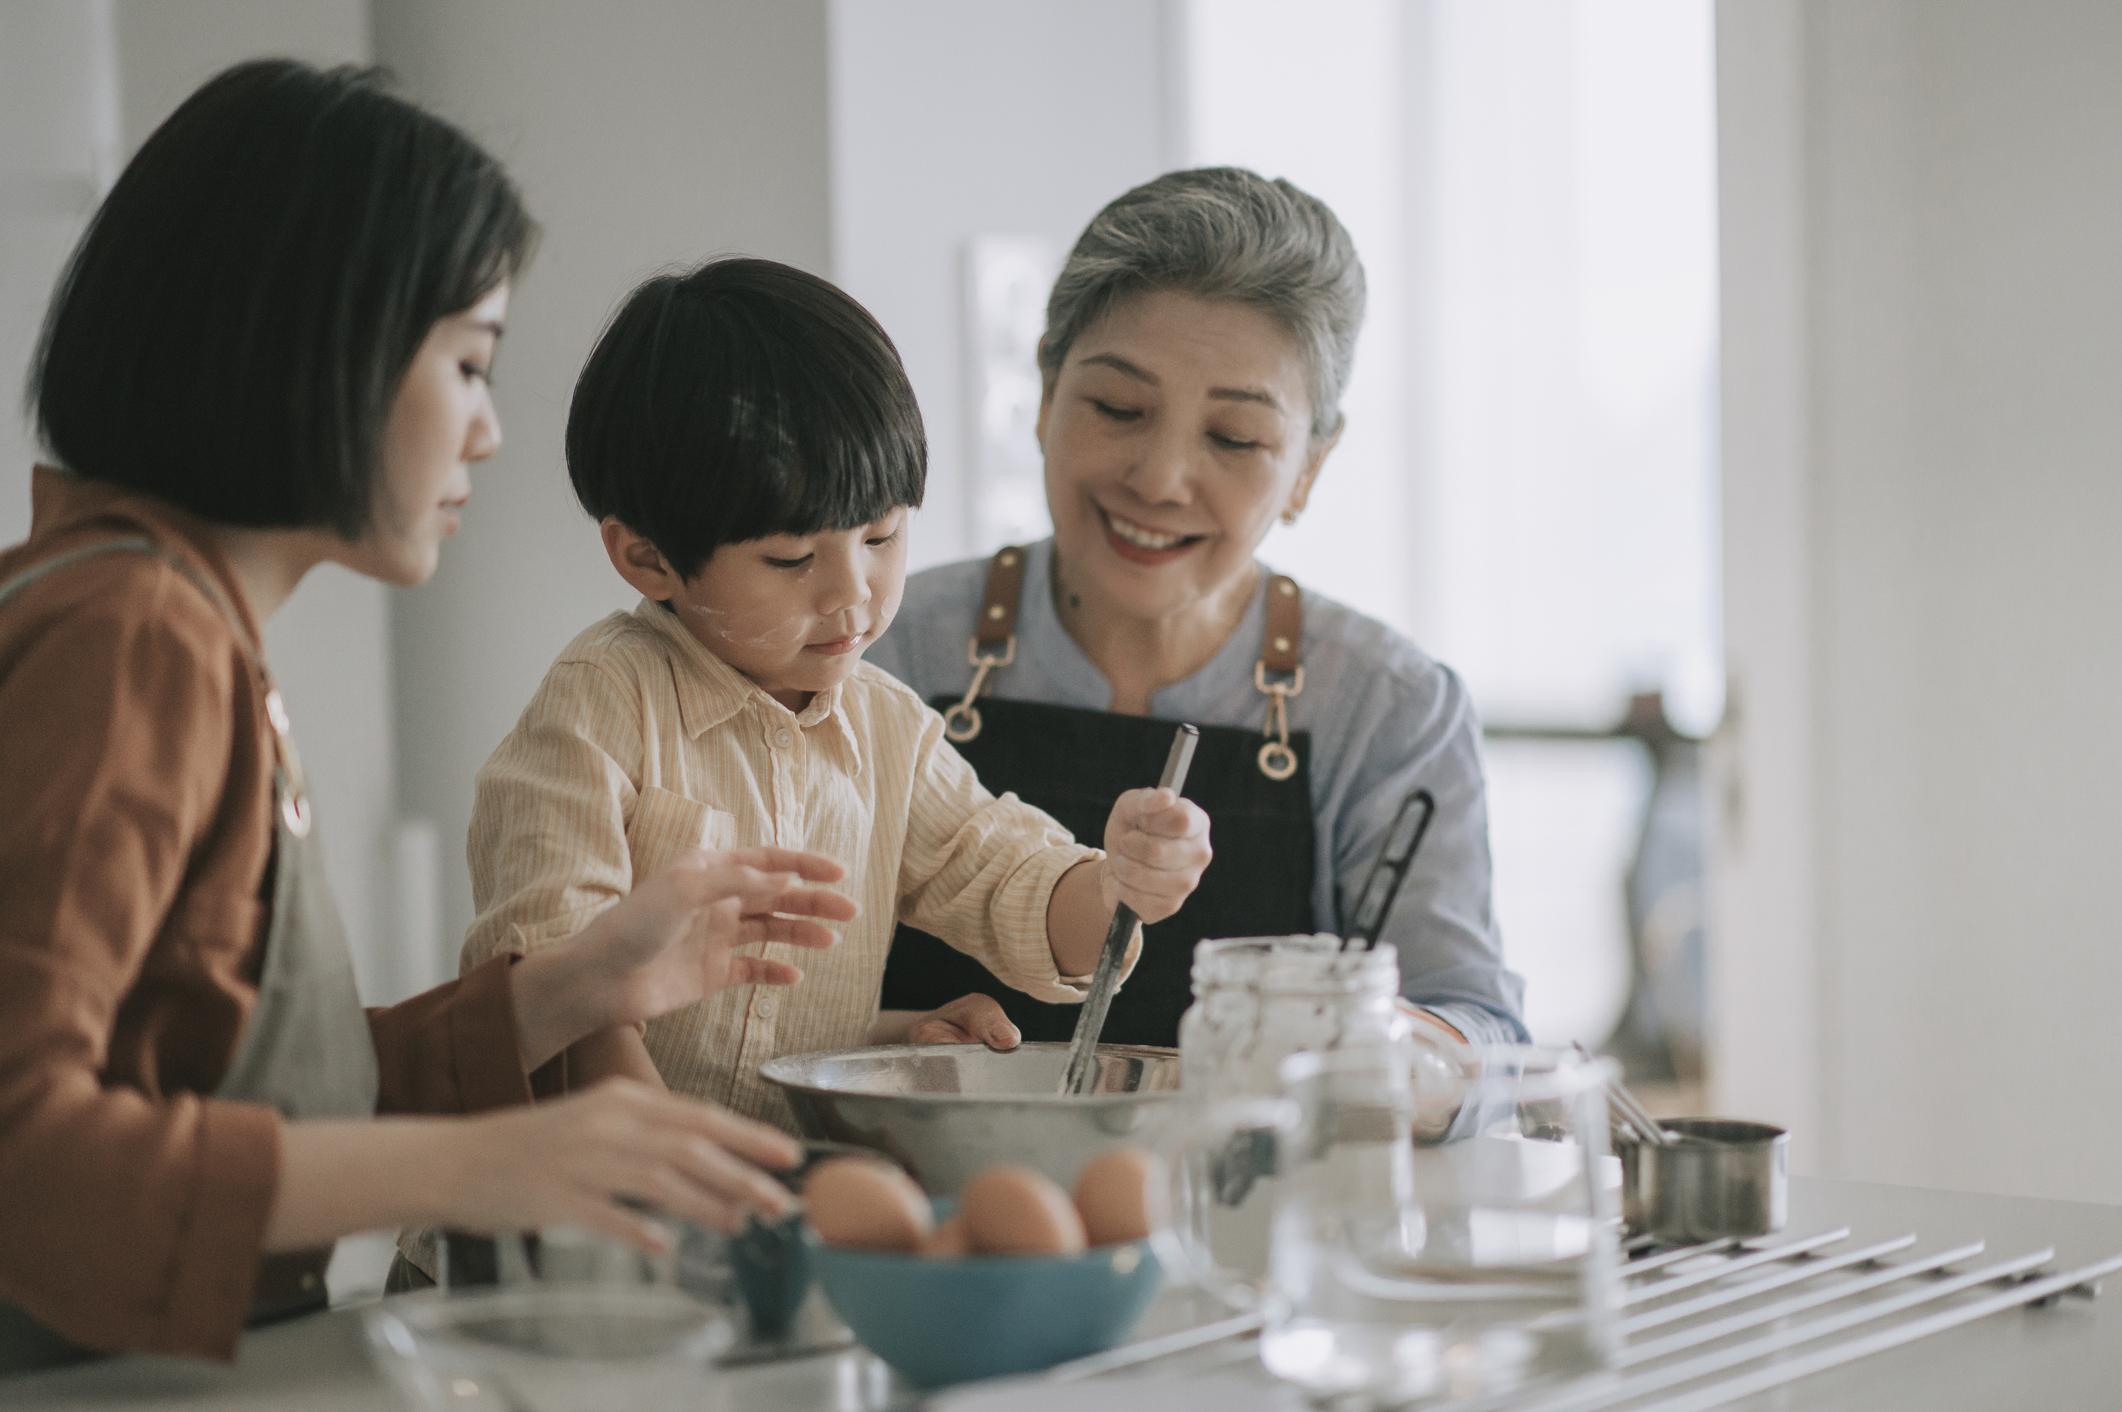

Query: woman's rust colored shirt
(0, 468), (533, 1360)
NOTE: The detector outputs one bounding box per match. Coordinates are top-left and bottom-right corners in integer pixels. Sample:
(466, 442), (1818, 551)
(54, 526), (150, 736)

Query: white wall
(1, 1), (405, 998)
(0, 0), (113, 550)
(1173, 0), (1417, 642)
(1716, 0), (2122, 1202)
(373, 0), (835, 982)
(1707, 0), (1825, 1164)
(827, 0), (1174, 572)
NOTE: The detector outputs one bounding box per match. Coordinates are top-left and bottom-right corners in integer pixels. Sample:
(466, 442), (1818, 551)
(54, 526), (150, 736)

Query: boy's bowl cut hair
(567, 258), (927, 580)
(27, 59), (537, 538)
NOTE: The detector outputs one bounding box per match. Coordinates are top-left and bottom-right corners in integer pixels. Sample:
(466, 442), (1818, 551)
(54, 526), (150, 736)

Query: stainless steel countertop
(9, 1176), (2119, 1411)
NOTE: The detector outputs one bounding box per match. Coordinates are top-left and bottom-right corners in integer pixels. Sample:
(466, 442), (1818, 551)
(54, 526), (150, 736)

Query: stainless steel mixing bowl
(759, 1042), (1184, 1195)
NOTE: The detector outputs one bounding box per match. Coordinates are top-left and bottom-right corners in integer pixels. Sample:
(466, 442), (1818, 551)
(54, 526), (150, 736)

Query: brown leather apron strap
(942, 546), (1026, 744)
(944, 551), (1309, 775)
(976, 545), (1027, 650)
(1254, 574), (1305, 780)
(1262, 574), (1301, 675)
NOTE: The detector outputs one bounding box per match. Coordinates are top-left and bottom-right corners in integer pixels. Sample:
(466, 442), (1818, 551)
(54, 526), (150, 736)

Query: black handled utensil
(1059, 723), (1200, 1096)
(1344, 786), (1437, 951)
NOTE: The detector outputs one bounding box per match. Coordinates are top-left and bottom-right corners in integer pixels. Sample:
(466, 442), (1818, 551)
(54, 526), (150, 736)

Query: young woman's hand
(519, 847), (858, 1064)
(268, 1081), (801, 1253)
(1097, 787), (1212, 923)
(432, 1078), (801, 1247)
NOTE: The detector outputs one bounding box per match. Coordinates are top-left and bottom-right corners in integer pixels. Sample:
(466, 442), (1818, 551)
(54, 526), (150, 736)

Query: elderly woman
(871, 166), (1525, 1050)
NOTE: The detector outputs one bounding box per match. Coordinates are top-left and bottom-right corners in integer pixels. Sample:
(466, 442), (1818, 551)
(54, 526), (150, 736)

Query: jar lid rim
(1191, 934), (1400, 992)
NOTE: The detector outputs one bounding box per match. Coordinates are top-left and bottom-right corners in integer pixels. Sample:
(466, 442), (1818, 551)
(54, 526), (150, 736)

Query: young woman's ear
(600, 518), (685, 600)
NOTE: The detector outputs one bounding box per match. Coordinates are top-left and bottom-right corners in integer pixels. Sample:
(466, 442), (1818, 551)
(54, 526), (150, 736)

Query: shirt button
(753, 994), (777, 1020)
(774, 728), (795, 749)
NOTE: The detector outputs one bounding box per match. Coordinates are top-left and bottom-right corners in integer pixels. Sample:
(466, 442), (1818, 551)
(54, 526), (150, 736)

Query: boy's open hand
(1098, 787), (1212, 924)
(571, 847), (857, 1032)
(905, 993), (1022, 1050)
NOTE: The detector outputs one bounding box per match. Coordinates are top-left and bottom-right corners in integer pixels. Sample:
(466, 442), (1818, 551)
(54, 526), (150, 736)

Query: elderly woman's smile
(1098, 505), (1203, 559)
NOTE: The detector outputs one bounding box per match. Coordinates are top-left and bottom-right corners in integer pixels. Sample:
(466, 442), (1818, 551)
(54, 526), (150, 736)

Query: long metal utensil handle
(1345, 786), (1437, 950)
(1572, 1040), (1673, 1147)
(1059, 723), (1200, 1096)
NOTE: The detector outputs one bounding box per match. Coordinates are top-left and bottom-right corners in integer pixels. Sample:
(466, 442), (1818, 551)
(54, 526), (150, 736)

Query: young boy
(465, 258), (1212, 1127)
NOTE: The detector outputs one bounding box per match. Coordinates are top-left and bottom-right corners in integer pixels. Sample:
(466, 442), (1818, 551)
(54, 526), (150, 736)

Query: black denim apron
(0, 540), (380, 1373)
(879, 549), (1319, 1048)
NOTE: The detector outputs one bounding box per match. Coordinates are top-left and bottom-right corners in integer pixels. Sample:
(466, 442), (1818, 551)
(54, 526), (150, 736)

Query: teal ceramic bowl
(808, 1227), (1161, 1387)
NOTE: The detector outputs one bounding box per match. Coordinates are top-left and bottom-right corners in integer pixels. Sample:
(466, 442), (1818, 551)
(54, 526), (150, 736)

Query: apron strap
(1255, 575), (1305, 780)
(941, 545), (1027, 743)
(941, 546), (1309, 782)
(975, 545), (1027, 652)
(0, 535), (159, 608)
(0, 534), (313, 836)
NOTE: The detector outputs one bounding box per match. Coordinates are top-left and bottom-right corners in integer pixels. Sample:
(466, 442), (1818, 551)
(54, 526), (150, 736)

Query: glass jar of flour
(1177, 934), (1410, 1099)
(1173, 934), (1413, 1279)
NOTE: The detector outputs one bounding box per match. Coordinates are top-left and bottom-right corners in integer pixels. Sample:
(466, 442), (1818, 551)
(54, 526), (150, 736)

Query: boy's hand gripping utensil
(1059, 724), (1200, 1096)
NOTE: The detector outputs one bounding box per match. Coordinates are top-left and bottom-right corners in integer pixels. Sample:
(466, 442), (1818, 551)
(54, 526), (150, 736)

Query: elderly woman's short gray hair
(1039, 166), (1366, 440)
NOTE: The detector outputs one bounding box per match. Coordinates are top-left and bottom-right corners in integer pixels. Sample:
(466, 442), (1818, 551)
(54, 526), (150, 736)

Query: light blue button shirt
(867, 538), (1528, 1045)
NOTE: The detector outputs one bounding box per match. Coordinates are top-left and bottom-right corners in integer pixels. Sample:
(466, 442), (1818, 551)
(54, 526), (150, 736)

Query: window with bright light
(1178, 0), (1721, 1080)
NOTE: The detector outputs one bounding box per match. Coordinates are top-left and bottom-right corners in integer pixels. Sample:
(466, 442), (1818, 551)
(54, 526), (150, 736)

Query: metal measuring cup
(1577, 1044), (1790, 1243)
(1618, 1118), (1790, 1242)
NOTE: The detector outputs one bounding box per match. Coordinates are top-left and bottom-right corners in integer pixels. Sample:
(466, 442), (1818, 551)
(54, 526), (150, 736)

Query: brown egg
(919, 1213), (973, 1259)
(961, 1165), (1086, 1256)
(1071, 1147), (1159, 1246)
(803, 1156), (933, 1252)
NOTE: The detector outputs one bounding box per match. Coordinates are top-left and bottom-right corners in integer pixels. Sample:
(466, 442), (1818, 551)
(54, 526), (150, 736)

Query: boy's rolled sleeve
(896, 714), (1138, 1003)
(463, 662), (643, 974)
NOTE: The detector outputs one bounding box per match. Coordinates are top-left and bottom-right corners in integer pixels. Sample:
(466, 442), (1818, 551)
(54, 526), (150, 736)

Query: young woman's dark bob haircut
(567, 257), (926, 580)
(26, 59), (535, 537)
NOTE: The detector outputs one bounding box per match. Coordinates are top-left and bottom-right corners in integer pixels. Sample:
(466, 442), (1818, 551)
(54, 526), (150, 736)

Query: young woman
(0, 59), (852, 1371)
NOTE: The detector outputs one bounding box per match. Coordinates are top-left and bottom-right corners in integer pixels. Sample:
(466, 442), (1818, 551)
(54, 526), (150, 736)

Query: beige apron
(0, 538), (381, 1373)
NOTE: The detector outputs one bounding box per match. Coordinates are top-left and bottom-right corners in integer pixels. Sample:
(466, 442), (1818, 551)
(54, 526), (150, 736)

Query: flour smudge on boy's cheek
(672, 600), (807, 651)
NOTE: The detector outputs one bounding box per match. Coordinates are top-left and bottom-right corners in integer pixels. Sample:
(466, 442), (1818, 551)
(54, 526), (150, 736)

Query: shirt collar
(21, 464), (267, 656)
(798, 682), (866, 777)
(1021, 537), (1277, 718)
(1018, 539), (1114, 711)
(629, 598), (864, 775)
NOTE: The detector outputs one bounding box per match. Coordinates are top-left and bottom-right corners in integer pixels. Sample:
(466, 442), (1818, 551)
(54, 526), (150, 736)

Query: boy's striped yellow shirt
(463, 598), (1124, 1129)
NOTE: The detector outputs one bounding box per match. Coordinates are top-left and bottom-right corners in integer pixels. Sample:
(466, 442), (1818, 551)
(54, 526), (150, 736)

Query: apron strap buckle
(1253, 661), (1305, 781)
(944, 635), (1016, 743)
(1252, 573), (1306, 780)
